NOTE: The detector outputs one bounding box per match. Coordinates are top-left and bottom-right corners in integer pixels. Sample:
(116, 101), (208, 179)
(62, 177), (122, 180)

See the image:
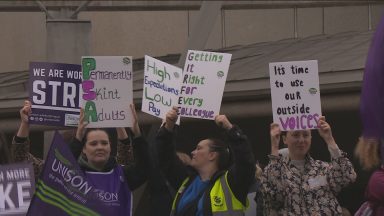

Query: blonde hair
(354, 136), (381, 170)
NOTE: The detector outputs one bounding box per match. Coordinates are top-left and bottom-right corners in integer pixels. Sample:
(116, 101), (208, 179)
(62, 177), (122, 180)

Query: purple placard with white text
(29, 62), (82, 127)
(0, 163), (35, 216)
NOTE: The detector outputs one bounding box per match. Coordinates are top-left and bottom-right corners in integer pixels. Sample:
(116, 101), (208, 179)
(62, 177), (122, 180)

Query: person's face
(283, 130), (312, 160)
(190, 139), (217, 170)
(82, 130), (111, 169)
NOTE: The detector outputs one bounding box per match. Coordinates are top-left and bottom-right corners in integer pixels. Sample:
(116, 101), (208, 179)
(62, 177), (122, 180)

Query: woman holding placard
(13, 101), (140, 177)
(67, 104), (148, 214)
(156, 106), (255, 216)
(14, 100), (148, 215)
(261, 116), (356, 215)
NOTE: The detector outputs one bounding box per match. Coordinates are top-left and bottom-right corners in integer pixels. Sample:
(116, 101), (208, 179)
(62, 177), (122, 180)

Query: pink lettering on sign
(82, 80), (96, 101)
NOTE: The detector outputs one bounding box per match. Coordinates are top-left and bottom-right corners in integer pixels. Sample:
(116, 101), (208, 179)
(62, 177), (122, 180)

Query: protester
(155, 106), (255, 216)
(261, 116), (356, 215)
(14, 100), (148, 215)
(354, 138), (384, 215)
(70, 104), (148, 188)
(13, 100), (141, 179)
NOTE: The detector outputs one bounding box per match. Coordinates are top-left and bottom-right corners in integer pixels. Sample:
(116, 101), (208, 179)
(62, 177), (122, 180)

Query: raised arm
(17, 100), (31, 138)
(121, 104), (150, 191)
(116, 128), (133, 166)
(260, 123), (285, 215)
(117, 104), (141, 140)
(317, 116), (338, 153)
(216, 115), (256, 206)
(69, 108), (88, 159)
(12, 100), (43, 178)
(317, 116), (356, 193)
(155, 106), (188, 190)
(116, 104), (140, 165)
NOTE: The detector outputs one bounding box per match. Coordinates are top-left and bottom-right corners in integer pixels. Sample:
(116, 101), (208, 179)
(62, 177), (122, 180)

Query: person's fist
(164, 106), (178, 131)
(20, 100), (32, 123)
(215, 115), (233, 130)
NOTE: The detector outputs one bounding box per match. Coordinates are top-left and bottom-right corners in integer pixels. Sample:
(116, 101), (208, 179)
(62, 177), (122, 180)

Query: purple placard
(28, 62), (82, 127)
(27, 132), (132, 216)
(0, 163), (35, 216)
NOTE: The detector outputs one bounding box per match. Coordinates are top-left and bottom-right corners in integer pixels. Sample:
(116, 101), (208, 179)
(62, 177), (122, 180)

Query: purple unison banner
(0, 163), (35, 216)
(27, 132), (132, 216)
(29, 62), (82, 127)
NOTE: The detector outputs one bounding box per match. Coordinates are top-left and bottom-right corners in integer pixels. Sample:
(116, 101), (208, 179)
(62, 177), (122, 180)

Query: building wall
(78, 11), (188, 58)
(0, 12), (46, 73)
(324, 6), (369, 34)
(1, 5), (383, 73)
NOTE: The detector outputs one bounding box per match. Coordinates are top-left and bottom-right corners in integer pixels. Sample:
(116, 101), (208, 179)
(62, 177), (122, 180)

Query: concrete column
(46, 19), (91, 65)
(44, 10), (91, 155)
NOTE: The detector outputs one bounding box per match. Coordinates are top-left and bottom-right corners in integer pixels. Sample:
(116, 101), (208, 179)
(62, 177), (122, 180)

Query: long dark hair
(207, 138), (231, 171)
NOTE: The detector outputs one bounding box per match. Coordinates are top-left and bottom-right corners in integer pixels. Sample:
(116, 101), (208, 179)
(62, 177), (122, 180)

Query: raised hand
(317, 116), (336, 147)
(165, 106), (178, 131)
(270, 123), (281, 156)
(17, 100), (32, 137)
(20, 100), (32, 124)
(214, 115), (233, 130)
(75, 108), (88, 141)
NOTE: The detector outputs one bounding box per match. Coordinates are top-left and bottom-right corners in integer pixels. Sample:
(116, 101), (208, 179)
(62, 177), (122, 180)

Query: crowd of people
(0, 100), (382, 216)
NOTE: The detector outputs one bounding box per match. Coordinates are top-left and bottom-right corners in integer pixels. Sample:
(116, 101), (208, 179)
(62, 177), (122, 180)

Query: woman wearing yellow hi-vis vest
(155, 107), (256, 216)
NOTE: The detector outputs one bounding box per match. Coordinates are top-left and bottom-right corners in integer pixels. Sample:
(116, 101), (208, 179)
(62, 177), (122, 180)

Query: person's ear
(208, 151), (217, 161)
(82, 145), (87, 154)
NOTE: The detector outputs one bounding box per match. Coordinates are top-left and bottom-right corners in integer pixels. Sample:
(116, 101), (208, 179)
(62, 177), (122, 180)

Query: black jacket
(155, 125), (256, 216)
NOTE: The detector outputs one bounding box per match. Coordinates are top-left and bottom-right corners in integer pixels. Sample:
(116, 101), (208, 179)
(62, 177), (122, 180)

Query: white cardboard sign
(269, 60), (321, 131)
(142, 55), (182, 123)
(81, 56), (133, 128)
(178, 50), (232, 120)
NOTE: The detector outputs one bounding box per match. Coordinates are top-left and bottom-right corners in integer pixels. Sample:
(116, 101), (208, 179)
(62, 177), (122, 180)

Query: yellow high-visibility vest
(171, 171), (248, 216)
